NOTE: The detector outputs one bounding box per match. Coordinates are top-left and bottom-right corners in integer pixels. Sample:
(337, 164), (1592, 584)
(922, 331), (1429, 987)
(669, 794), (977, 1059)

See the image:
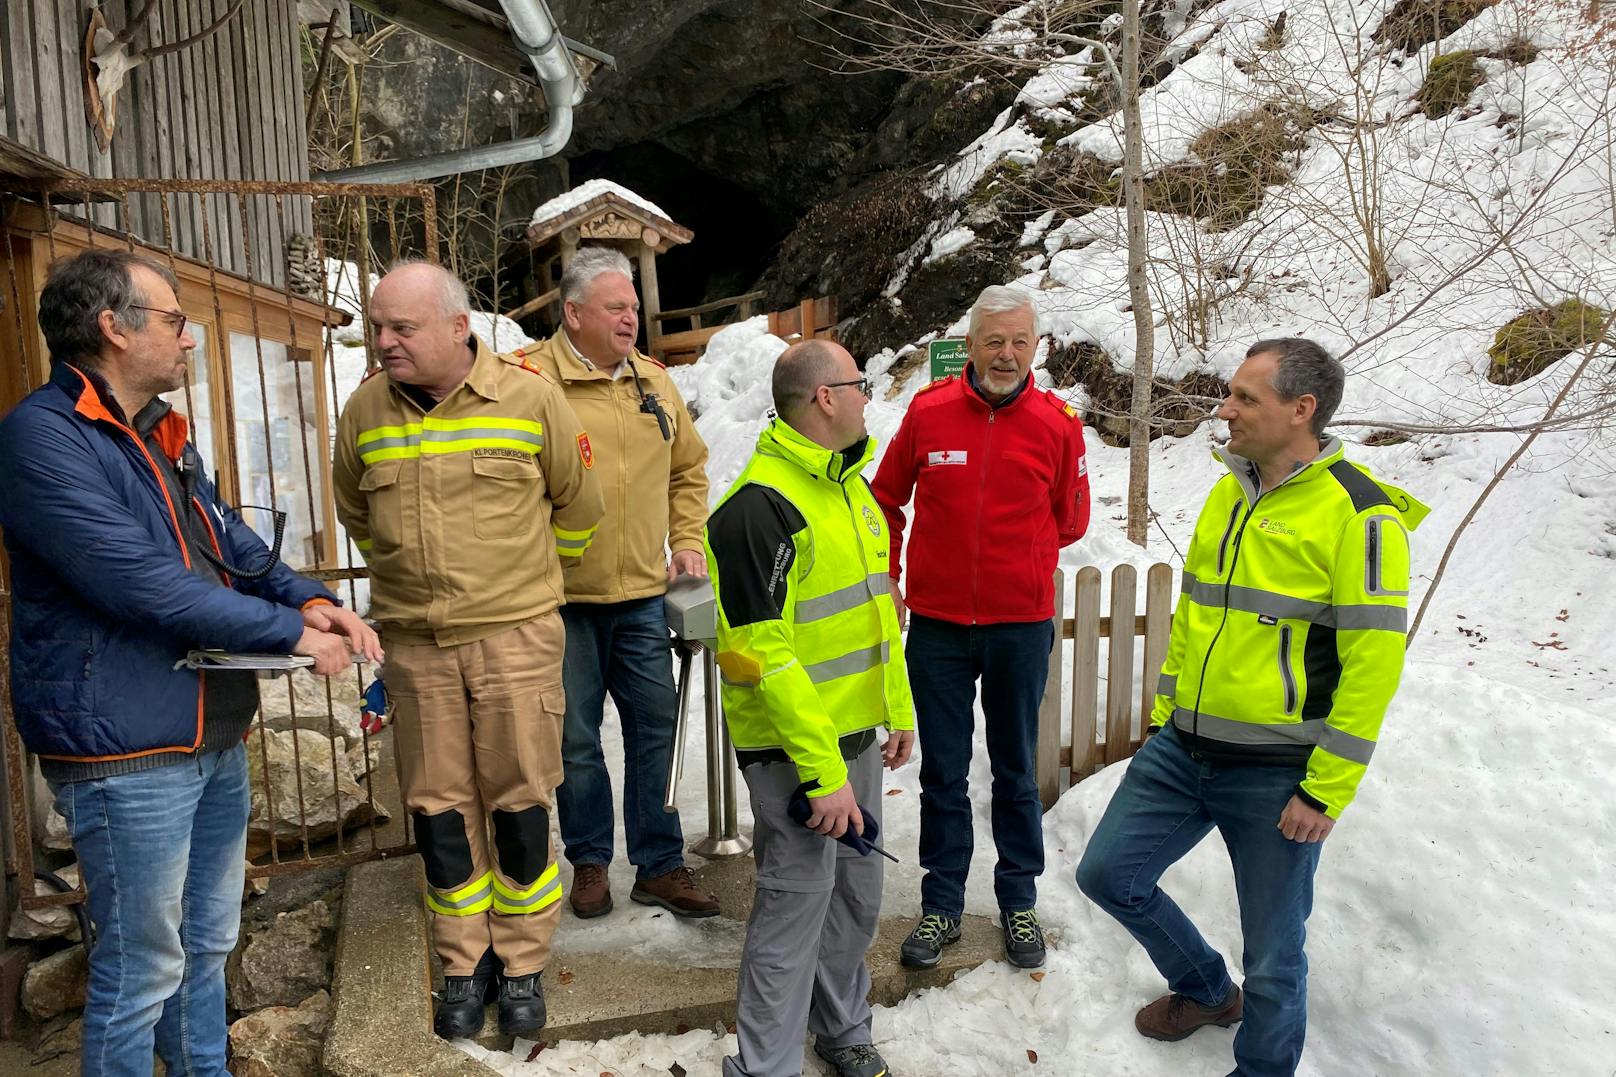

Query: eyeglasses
(129, 305), (188, 338)
(822, 377), (872, 398)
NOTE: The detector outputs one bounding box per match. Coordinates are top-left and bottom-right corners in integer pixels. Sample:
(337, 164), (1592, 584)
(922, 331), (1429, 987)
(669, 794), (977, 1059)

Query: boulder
(23, 944), (87, 1020)
(227, 899), (335, 1012)
(227, 990), (331, 1077)
(257, 669), (365, 741)
(245, 728), (387, 860)
(8, 865), (82, 942)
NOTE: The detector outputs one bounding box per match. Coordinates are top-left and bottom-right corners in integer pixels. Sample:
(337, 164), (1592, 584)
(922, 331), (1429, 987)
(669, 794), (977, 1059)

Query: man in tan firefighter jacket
(511, 246), (719, 919)
(332, 261), (603, 1040)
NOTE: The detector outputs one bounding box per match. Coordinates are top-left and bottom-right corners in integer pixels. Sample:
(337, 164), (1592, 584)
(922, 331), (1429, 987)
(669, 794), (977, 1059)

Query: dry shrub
(1144, 104), (1317, 229)
(1372, 0), (1498, 52)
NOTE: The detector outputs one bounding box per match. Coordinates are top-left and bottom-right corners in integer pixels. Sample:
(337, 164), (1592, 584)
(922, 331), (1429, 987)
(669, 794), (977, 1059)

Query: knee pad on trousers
(413, 809), (474, 889)
(491, 805), (550, 887)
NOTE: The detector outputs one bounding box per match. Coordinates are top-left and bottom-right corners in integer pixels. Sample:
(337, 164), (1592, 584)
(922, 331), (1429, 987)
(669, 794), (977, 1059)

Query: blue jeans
(557, 596), (686, 878)
(51, 744), (250, 1077)
(1076, 723), (1321, 1077)
(908, 614), (1054, 919)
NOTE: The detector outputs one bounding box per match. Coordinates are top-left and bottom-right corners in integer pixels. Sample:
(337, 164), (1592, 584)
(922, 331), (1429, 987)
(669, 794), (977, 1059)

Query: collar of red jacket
(961, 364), (1033, 413)
(51, 360), (191, 463)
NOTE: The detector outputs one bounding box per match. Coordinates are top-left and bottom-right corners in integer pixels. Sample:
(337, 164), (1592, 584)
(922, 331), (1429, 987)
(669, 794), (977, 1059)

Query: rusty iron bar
(274, 194), (351, 858)
(246, 842), (417, 879)
(237, 194), (318, 862)
(16, 178), (438, 199)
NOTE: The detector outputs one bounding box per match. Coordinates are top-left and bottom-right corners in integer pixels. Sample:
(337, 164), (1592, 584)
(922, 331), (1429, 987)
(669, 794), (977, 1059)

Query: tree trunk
(1122, 0), (1155, 547)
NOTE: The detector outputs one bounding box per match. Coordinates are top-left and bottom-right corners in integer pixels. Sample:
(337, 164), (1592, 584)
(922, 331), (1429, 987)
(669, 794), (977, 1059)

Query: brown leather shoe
(630, 866), (720, 918)
(1135, 984), (1243, 1041)
(569, 863), (612, 919)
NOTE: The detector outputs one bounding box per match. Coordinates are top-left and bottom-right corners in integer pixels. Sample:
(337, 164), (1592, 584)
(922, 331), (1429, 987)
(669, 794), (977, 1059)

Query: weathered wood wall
(0, 0), (312, 285)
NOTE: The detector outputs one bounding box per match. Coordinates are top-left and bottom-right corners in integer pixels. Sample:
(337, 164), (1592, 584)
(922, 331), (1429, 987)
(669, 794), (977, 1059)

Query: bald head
(773, 339), (845, 421)
(772, 339), (868, 450)
(370, 260), (474, 398)
(375, 259), (471, 320)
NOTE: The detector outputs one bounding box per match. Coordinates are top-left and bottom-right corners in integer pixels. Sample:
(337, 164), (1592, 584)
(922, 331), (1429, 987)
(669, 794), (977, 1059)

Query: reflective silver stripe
(492, 875), (562, 913)
(358, 434), (413, 452)
(1184, 578), (1404, 632)
(1318, 724), (1377, 765)
(804, 641), (889, 684)
(1173, 707), (1323, 746)
(795, 572), (888, 623)
(1363, 516), (1408, 597)
(1184, 577), (1328, 622)
(1156, 672), (1176, 697)
(1333, 605), (1406, 632)
(429, 878), (494, 912)
(554, 536), (591, 553)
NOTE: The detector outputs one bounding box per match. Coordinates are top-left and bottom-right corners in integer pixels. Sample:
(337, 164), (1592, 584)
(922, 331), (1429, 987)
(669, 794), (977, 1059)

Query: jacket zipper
(1214, 500), (1243, 575)
(969, 410), (996, 624)
(1366, 517), (1380, 593)
(1188, 492), (1262, 754)
(1278, 623), (1297, 715)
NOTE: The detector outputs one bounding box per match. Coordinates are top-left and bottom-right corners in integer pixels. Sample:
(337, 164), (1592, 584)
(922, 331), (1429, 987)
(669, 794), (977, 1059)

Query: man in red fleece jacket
(872, 284), (1090, 971)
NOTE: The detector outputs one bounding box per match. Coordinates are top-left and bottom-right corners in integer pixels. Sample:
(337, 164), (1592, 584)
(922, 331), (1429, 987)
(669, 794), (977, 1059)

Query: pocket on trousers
(471, 455), (541, 540)
(538, 683), (566, 789)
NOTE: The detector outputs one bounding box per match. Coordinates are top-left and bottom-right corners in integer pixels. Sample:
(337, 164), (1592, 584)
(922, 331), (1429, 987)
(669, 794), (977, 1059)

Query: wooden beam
(637, 243), (660, 358)
(655, 290), (767, 323)
(1037, 569), (1065, 811)
(502, 284), (559, 323)
(346, 0), (538, 86)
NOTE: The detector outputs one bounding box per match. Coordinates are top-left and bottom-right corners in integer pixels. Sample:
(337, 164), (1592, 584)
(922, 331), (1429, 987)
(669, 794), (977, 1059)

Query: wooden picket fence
(1036, 564), (1176, 809)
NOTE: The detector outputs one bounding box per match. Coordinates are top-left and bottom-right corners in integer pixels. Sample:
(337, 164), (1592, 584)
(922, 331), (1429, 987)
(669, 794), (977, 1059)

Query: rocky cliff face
(348, 1), (1006, 315)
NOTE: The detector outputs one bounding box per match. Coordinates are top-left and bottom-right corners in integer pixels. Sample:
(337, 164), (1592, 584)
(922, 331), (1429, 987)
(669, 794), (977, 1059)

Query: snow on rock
(924, 225), (979, 265)
(463, 0), (1616, 1071)
(528, 178), (673, 226)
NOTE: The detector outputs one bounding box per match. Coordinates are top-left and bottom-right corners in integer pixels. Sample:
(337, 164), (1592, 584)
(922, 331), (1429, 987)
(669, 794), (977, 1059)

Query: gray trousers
(723, 744), (884, 1077)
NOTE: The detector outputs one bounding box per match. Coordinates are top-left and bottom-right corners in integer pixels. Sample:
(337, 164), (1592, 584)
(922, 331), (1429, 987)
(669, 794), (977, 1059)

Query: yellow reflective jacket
(331, 336), (604, 644)
(512, 333), (709, 603)
(705, 419), (915, 797)
(1152, 438), (1429, 817)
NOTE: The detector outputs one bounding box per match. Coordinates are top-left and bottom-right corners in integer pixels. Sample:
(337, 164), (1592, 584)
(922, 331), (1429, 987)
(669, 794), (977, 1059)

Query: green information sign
(928, 338), (969, 381)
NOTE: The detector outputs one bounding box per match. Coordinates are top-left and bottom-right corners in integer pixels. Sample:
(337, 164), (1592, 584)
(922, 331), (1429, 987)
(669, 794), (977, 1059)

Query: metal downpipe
(314, 0), (580, 184)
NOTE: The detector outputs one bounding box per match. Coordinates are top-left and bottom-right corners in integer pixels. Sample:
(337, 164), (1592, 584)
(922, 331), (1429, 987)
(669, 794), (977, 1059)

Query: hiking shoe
(497, 971), (546, 1037)
(570, 863), (612, 919)
(813, 1040), (892, 1077)
(1135, 984), (1243, 1041)
(1001, 907), (1046, 968)
(900, 912), (961, 969)
(433, 948), (498, 1040)
(630, 865), (720, 918)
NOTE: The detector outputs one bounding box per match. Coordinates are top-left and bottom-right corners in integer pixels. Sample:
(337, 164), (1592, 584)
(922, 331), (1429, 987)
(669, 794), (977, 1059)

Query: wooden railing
(1036, 564), (1176, 809)
(655, 294), (837, 366)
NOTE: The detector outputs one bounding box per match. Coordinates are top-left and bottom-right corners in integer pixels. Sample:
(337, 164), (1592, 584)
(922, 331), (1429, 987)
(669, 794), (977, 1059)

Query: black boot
(498, 971), (546, 1037)
(434, 948), (498, 1040)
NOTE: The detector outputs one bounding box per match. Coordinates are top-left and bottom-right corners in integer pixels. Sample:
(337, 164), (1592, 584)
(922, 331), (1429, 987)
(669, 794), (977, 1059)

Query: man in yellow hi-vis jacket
(707, 340), (915, 1077)
(332, 261), (603, 1041)
(1077, 338), (1428, 1077)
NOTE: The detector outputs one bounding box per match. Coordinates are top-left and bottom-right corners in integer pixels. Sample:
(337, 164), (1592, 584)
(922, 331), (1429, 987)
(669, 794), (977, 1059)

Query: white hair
(967, 285), (1041, 339)
(561, 246), (635, 305)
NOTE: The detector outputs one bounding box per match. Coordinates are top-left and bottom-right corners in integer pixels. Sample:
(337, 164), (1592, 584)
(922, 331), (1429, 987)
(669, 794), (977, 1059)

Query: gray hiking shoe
(900, 912), (961, 968)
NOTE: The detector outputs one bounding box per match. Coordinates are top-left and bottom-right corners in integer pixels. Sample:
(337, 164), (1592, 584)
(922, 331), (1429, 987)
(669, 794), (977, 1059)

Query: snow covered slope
(448, 1), (1616, 1071)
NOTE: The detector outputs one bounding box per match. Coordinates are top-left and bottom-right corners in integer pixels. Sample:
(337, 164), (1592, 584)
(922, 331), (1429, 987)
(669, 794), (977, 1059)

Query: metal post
(662, 644), (693, 813)
(691, 647), (751, 858)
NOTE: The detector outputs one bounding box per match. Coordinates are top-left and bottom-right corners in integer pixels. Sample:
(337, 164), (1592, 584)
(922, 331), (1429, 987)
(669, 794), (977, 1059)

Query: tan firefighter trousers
(383, 613), (566, 977)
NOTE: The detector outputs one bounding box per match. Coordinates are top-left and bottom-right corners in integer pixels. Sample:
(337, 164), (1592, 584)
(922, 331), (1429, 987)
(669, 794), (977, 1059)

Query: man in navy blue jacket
(0, 248), (380, 1077)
